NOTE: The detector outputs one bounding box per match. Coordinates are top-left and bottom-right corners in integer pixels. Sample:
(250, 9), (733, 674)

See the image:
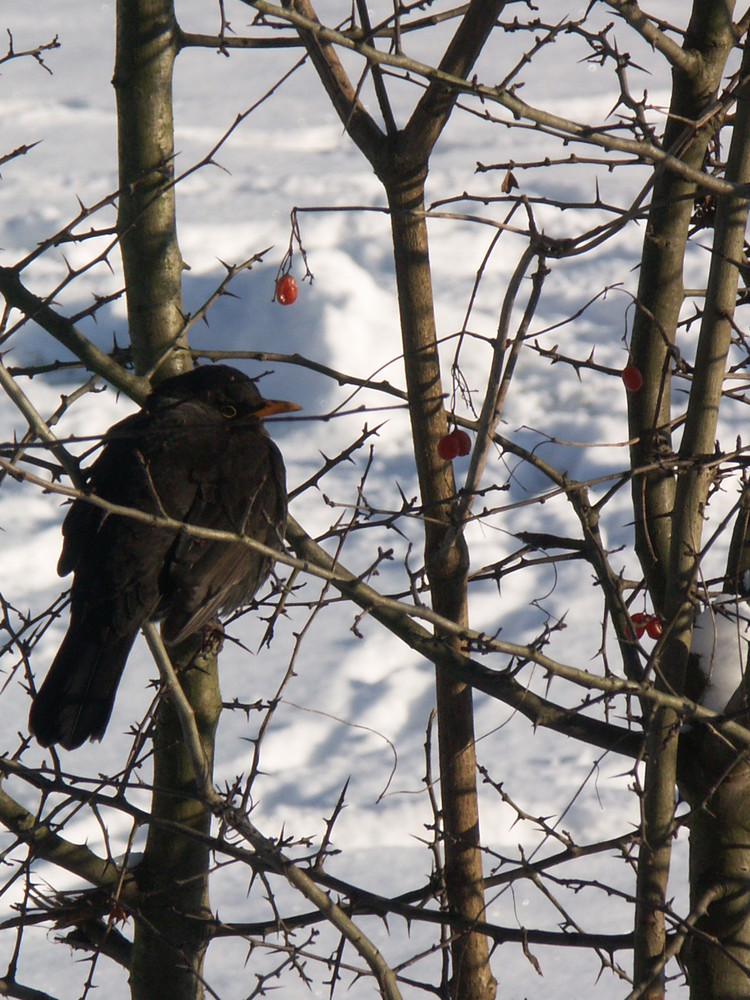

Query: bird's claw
(200, 620), (225, 655)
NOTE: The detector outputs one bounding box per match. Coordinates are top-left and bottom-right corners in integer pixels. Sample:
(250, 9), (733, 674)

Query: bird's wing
(35, 412), (183, 749)
(159, 436), (287, 645)
(57, 410), (153, 576)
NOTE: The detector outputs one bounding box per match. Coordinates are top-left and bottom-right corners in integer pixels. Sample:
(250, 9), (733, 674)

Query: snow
(0, 1), (734, 997)
(691, 601), (750, 715)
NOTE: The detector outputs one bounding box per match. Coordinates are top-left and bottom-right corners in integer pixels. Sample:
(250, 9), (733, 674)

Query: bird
(29, 364), (298, 750)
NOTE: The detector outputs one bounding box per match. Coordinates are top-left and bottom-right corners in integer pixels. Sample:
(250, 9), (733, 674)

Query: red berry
(622, 365), (643, 392)
(453, 429), (472, 457)
(645, 617), (663, 639)
(437, 432), (461, 460)
(631, 612), (649, 639)
(276, 274), (298, 306)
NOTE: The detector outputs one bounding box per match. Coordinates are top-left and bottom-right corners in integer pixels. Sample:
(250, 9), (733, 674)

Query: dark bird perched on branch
(29, 364), (298, 751)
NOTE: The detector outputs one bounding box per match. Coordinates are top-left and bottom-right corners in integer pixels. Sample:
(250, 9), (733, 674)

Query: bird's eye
(221, 404), (237, 419)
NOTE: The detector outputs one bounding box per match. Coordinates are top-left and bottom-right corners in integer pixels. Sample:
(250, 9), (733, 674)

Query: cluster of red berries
(631, 612), (663, 640)
(437, 428), (472, 460)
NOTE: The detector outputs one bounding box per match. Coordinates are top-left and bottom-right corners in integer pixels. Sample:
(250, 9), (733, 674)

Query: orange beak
(255, 398), (301, 418)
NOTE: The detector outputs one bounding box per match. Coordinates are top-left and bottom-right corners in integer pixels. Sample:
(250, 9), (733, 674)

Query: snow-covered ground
(1, 2), (737, 996)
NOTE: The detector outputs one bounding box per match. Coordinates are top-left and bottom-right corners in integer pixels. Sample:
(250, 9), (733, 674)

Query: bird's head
(148, 364), (300, 422)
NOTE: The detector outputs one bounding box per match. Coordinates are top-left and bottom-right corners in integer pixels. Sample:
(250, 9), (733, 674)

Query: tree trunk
(129, 643), (222, 1000)
(113, 0), (190, 381)
(113, 3), (218, 997)
(678, 49), (750, 993)
(387, 168), (496, 1000)
(680, 730), (750, 999)
(281, 9), (500, 986)
(628, 4), (738, 994)
(628, 0), (736, 608)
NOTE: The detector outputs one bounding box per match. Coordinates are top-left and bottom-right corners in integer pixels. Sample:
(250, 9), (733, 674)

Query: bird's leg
(200, 619), (225, 655)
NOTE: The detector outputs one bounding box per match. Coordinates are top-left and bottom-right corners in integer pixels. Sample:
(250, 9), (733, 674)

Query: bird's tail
(29, 624), (137, 750)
